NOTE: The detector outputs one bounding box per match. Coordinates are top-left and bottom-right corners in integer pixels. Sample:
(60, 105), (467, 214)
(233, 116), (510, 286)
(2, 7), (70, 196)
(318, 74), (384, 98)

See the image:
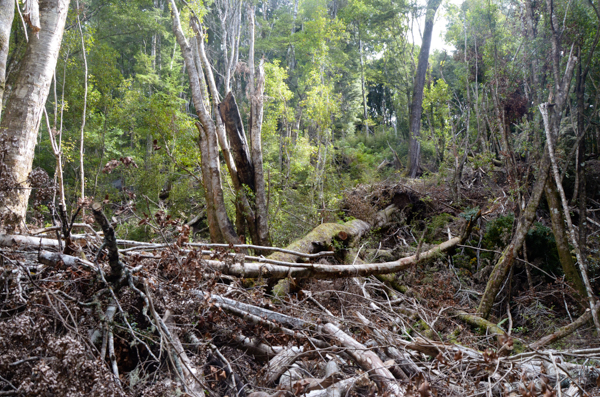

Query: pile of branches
(1, 203), (599, 397)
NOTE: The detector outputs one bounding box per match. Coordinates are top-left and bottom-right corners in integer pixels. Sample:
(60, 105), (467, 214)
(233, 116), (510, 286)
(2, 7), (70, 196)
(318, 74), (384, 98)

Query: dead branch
(91, 202), (123, 283)
(263, 346), (302, 386)
(321, 322), (406, 396)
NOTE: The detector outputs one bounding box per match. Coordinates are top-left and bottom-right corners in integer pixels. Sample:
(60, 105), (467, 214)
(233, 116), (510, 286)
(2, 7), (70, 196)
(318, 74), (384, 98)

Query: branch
(91, 202), (123, 283)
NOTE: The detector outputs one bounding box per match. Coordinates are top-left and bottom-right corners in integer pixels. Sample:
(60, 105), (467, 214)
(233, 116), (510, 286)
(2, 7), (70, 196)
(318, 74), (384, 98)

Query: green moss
(447, 327), (462, 343)
(483, 214), (515, 250)
(512, 340), (526, 354)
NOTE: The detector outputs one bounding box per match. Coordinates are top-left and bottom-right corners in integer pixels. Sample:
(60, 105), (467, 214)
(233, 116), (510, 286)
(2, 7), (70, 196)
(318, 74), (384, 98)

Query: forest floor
(1, 166), (600, 396)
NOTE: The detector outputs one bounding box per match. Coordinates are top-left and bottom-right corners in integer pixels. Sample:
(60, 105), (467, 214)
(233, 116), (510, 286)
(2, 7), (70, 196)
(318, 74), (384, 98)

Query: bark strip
(218, 92), (254, 190)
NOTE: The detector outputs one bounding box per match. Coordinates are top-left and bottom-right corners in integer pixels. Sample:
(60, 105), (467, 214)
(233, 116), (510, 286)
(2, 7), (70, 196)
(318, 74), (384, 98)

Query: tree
(476, 0), (577, 319)
(169, 0), (238, 244)
(0, 0), (70, 232)
(0, 0), (15, 119)
(407, 0), (442, 178)
(169, 0), (271, 246)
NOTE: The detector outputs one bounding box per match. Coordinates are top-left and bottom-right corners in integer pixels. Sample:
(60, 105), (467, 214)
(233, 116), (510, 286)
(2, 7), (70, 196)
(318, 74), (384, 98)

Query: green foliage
(425, 212), (453, 242)
(422, 78), (451, 165)
(483, 214), (514, 249)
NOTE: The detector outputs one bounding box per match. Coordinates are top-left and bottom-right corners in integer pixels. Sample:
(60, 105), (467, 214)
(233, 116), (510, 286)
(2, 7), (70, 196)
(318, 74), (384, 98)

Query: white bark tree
(0, 0), (15, 119)
(0, 0), (70, 232)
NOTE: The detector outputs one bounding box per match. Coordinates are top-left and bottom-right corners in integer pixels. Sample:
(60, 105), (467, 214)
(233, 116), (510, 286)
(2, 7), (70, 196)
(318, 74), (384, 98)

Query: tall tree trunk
(192, 21), (254, 245)
(0, 0), (69, 232)
(0, 0), (15, 120)
(169, 0), (238, 244)
(76, 0), (88, 202)
(407, 0), (442, 178)
(247, 5), (270, 247)
(541, 100), (600, 334)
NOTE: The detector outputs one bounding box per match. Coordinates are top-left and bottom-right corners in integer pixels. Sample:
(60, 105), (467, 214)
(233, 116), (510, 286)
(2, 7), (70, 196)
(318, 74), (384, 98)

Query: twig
(209, 343), (237, 392)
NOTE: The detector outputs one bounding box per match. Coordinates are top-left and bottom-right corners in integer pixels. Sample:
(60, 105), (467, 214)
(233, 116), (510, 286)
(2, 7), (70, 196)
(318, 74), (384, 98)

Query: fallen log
(163, 313), (205, 396)
(231, 334), (278, 361)
(31, 230), (471, 281)
(0, 234), (61, 249)
(450, 309), (507, 338)
(193, 290), (310, 329)
(268, 204), (400, 263)
(2, 209), (477, 281)
(321, 322), (406, 396)
(530, 303), (600, 350)
(201, 231), (471, 279)
(268, 219), (371, 263)
(201, 210), (479, 279)
(38, 250), (96, 272)
(263, 346), (302, 386)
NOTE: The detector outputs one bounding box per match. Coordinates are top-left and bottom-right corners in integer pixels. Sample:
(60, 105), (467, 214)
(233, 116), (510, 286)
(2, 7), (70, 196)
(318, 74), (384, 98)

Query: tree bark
(247, 5), (270, 247)
(195, 122), (225, 243)
(198, 219), (475, 279)
(91, 202), (123, 283)
(407, 0), (442, 178)
(544, 179), (585, 296)
(0, 0), (15, 119)
(218, 92), (254, 190)
(541, 101), (600, 334)
(169, 0), (238, 244)
(321, 323), (406, 396)
(0, 0), (69, 232)
(359, 32), (369, 135)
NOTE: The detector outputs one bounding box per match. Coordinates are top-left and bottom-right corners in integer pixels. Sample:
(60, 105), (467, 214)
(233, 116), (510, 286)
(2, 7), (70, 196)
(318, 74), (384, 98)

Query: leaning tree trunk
(476, 27), (577, 319)
(0, 0), (69, 232)
(0, 0), (15, 119)
(544, 179), (585, 296)
(476, 150), (551, 318)
(407, 0), (442, 178)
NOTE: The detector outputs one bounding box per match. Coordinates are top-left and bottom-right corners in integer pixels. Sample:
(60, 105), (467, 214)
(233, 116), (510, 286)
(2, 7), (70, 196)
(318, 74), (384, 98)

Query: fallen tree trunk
(201, 230), (472, 279)
(268, 204), (398, 263)
(263, 346), (302, 386)
(0, 234), (62, 249)
(29, 215), (476, 281)
(530, 303), (600, 350)
(268, 219), (371, 263)
(321, 322), (405, 396)
(8, 208), (477, 282)
(450, 309), (507, 338)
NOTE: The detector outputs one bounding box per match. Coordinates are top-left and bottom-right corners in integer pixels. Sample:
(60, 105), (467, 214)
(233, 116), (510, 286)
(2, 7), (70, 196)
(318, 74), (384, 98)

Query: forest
(1, 0), (600, 395)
